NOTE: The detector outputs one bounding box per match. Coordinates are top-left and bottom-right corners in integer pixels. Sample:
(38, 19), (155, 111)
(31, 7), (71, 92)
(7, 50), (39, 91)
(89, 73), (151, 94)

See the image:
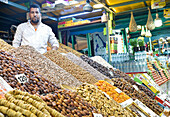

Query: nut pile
(0, 39), (15, 52)
(41, 89), (99, 117)
(59, 43), (83, 57)
(57, 47), (68, 54)
(95, 80), (131, 103)
(65, 53), (109, 80)
(0, 49), (59, 94)
(10, 45), (81, 87)
(111, 69), (156, 99)
(44, 50), (98, 84)
(0, 90), (65, 117)
(76, 83), (133, 117)
(80, 55), (114, 78)
(90, 56), (114, 69)
(112, 78), (163, 115)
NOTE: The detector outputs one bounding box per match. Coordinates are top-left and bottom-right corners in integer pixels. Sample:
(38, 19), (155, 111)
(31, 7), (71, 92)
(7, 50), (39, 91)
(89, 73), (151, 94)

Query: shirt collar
(27, 20), (44, 27)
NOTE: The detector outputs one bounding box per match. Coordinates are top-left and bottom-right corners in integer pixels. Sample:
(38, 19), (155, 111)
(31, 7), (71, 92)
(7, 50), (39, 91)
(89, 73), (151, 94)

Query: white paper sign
(93, 113), (103, 117)
(15, 74), (28, 83)
(0, 77), (13, 93)
(102, 92), (110, 99)
(133, 85), (139, 91)
(0, 0), (8, 3)
(115, 88), (122, 93)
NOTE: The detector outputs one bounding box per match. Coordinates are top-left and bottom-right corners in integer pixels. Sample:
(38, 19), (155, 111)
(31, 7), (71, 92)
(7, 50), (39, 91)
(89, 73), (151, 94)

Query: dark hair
(29, 4), (41, 13)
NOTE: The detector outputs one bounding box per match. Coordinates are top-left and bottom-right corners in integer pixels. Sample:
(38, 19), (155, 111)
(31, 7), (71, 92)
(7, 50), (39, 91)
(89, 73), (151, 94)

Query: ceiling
(0, 0), (169, 36)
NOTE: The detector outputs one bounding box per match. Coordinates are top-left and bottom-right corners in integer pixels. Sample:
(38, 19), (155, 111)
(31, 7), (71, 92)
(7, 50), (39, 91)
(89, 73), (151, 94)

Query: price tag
(15, 74), (28, 83)
(93, 113), (103, 117)
(133, 85), (139, 91)
(102, 92), (110, 99)
(0, 0), (8, 3)
(115, 88), (122, 93)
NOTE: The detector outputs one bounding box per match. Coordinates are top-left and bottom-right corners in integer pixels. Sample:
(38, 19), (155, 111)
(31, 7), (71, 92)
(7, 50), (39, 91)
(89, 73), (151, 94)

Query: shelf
(125, 72), (147, 74)
(59, 20), (106, 31)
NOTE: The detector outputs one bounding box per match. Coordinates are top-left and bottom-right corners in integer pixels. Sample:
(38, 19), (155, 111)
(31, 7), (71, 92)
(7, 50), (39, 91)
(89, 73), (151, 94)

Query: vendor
(12, 4), (59, 54)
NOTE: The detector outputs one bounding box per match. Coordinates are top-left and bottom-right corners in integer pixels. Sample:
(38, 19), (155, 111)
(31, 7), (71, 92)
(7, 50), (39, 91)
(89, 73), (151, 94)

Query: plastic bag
(129, 12), (137, 32)
(146, 8), (155, 30)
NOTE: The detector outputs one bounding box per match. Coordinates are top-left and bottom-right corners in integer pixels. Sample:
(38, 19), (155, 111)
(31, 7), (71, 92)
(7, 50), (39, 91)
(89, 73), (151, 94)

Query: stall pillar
(106, 13), (111, 64)
(149, 37), (152, 51)
(122, 28), (128, 53)
(71, 35), (75, 50)
(86, 33), (92, 57)
(58, 31), (62, 43)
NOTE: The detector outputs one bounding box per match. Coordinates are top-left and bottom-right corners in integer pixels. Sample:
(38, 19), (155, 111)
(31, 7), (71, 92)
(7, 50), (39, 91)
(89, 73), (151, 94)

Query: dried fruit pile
(95, 80), (131, 103)
(41, 89), (98, 117)
(80, 55), (113, 78)
(66, 53), (109, 80)
(0, 90), (65, 117)
(0, 39), (15, 52)
(0, 49), (59, 95)
(110, 69), (156, 99)
(76, 83), (133, 117)
(112, 78), (163, 115)
(44, 50), (98, 84)
(11, 45), (81, 87)
(59, 43), (83, 57)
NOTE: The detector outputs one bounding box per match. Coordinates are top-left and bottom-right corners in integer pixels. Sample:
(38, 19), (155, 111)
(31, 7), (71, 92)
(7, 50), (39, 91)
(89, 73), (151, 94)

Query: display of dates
(0, 49), (59, 95)
(41, 89), (98, 117)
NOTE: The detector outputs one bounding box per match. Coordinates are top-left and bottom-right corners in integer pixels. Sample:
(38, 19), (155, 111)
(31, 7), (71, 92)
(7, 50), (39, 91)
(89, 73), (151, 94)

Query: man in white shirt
(13, 4), (59, 54)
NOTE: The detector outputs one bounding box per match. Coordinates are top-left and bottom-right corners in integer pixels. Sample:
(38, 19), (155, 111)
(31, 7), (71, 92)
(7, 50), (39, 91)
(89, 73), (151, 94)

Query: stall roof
(0, 0), (169, 33)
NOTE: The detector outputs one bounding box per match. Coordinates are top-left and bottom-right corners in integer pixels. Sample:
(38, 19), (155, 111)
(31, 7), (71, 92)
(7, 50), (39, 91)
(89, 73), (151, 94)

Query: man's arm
(12, 25), (22, 47)
(48, 28), (59, 50)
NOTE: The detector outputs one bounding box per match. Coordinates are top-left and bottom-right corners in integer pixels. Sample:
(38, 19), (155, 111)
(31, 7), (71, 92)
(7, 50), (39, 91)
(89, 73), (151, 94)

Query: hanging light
(154, 13), (162, 27)
(83, 0), (93, 12)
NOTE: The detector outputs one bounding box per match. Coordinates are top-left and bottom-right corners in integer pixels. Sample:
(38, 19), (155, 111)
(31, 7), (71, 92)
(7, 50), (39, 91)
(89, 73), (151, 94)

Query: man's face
(29, 8), (41, 24)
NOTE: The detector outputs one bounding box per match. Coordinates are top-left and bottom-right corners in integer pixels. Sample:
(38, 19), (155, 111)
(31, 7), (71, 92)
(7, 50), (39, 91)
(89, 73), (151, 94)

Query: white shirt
(13, 21), (59, 54)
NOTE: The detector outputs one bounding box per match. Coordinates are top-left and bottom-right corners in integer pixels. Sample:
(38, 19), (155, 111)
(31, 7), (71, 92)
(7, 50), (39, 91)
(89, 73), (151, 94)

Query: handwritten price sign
(93, 113), (103, 117)
(15, 74), (28, 83)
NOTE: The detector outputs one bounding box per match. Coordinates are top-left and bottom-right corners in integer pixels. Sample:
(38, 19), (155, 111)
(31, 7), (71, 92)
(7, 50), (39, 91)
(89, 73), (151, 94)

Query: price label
(133, 85), (139, 91)
(93, 113), (103, 117)
(102, 92), (110, 99)
(15, 74), (28, 84)
(0, 0), (8, 3)
(115, 88), (122, 93)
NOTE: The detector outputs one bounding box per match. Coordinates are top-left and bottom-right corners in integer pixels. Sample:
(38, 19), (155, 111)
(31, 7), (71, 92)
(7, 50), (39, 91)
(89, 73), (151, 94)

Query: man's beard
(31, 18), (39, 24)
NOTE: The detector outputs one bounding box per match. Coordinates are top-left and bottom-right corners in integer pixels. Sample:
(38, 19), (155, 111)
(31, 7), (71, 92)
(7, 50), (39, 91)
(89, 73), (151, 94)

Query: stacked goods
(41, 89), (99, 117)
(90, 56), (115, 69)
(44, 50), (98, 84)
(76, 83), (133, 117)
(110, 69), (156, 100)
(0, 49), (59, 94)
(59, 43), (83, 57)
(11, 45), (81, 87)
(123, 76), (156, 99)
(95, 80), (131, 103)
(112, 78), (163, 115)
(0, 39), (15, 52)
(65, 53), (109, 80)
(0, 90), (65, 117)
(80, 55), (113, 78)
(147, 60), (167, 85)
